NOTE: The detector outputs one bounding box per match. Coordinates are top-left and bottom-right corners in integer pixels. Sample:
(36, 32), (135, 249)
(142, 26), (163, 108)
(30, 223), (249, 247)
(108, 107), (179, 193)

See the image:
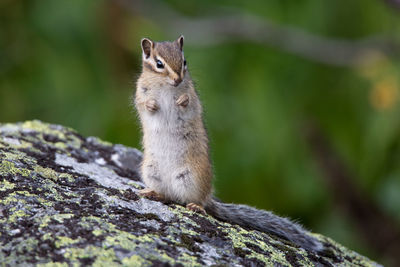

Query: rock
(0, 120), (381, 266)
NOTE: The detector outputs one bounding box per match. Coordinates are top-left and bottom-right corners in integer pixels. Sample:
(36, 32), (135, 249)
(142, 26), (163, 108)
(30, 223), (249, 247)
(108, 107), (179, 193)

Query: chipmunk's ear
(141, 38), (154, 59)
(176, 35), (184, 51)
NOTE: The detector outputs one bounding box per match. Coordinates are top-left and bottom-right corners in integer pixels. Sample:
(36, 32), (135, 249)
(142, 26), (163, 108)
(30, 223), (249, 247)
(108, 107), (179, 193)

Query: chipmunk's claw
(176, 93), (189, 107)
(186, 203), (206, 214)
(145, 99), (159, 112)
(139, 188), (164, 201)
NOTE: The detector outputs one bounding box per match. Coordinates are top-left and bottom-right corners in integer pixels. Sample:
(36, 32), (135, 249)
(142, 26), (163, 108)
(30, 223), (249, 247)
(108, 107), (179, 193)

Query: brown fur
(135, 37), (213, 207)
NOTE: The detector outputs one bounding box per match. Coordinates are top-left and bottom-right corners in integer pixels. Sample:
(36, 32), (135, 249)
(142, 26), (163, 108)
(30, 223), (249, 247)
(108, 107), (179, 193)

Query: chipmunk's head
(141, 36), (187, 87)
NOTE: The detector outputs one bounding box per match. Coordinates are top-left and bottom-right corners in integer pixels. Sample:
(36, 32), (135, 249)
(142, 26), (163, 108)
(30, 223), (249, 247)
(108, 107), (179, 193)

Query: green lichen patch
(0, 121), (381, 266)
(0, 160), (31, 177)
(0, 179), (16, 191)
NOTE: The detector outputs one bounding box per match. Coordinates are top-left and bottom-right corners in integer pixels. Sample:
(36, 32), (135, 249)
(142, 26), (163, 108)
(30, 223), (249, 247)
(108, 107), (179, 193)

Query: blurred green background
(1, 0), (399, 264)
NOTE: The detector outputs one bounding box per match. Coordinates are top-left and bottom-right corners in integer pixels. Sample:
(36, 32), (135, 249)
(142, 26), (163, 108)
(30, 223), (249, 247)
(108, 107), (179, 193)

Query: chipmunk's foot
(145, 99), (159, 112)
(138, 188), (164, 201)
(186, 203), (206, 214)
(176, 93), (189, 107)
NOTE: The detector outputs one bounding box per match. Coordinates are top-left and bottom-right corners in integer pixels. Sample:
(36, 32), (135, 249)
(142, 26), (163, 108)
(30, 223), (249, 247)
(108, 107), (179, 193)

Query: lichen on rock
(0, 120), (381, 266)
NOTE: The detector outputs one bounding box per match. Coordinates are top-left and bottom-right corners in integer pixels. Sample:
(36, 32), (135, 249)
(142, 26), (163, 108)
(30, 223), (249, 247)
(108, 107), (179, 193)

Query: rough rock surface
(0, 120), (381, 266)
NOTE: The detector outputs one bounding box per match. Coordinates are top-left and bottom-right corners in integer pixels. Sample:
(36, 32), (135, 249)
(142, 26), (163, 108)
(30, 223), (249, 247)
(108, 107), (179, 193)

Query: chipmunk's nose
(173, 77), (182, 87)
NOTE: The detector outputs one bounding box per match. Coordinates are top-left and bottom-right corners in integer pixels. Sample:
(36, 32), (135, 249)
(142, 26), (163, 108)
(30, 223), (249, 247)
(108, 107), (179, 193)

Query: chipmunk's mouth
(168, 80), (182, 87)
(167, 82), (177, 87)
(173, 77), (182, 87)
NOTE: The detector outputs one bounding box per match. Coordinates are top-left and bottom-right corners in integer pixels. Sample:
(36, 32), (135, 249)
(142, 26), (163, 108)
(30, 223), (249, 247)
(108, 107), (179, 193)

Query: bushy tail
(206, 199), (323, 252)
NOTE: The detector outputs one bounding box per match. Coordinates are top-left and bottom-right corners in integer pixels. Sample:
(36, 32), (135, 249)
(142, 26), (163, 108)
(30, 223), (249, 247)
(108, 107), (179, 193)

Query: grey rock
(0, 120), (381, 266)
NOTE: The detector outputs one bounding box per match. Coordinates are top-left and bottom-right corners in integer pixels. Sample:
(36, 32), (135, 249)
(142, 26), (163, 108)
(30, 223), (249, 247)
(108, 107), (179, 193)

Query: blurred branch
(385, 0), (400, 10)
(117, 0), (400, 67)
(304, 121), (400, 263)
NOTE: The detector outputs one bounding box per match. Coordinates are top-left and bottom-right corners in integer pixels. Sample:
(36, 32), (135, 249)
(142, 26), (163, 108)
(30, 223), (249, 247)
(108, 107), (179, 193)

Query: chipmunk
(134, 36), (324, 252)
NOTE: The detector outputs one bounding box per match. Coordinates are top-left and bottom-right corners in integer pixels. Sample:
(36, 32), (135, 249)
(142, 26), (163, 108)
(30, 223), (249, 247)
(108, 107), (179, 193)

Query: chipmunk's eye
(183, 59), (187, 66)
(156, 59), (164, 69)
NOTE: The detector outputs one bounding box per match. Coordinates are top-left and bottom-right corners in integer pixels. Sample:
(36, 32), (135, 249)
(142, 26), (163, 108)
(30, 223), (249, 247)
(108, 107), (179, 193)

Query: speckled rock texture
(0, 120), (381, 266)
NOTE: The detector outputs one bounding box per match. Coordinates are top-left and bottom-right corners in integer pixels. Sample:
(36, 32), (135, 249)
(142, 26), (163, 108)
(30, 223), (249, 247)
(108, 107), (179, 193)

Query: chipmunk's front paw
(176, 94), (189, 108)
(139, 188), (164, 201)
(145, 99), (159, 112)
(186, 203), (206, 214)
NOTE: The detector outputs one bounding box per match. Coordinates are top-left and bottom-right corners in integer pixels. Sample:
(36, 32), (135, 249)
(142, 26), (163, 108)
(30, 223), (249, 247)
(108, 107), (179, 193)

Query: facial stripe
(163, 62), (178, 79)
(155, 42), (183, 74)
(143, 62), (158, 74)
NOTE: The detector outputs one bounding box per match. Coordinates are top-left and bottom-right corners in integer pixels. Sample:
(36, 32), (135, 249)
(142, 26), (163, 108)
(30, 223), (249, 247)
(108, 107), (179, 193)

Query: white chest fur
(140, 87), (195, 181)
